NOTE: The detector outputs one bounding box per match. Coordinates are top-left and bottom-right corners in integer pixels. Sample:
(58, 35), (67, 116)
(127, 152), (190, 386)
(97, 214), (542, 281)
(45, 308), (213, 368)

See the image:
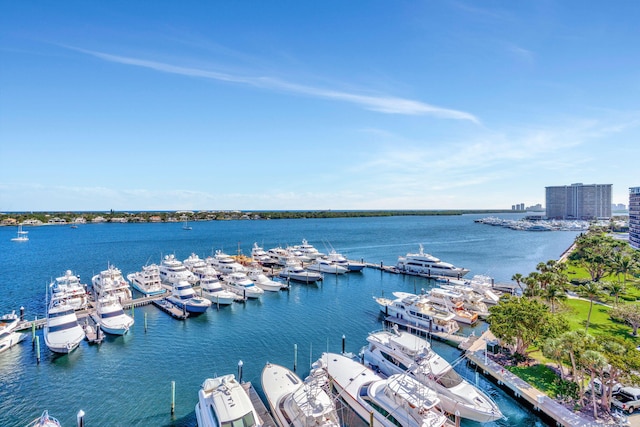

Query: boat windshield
(436, 367), (464, 389)
(48, 320), (79, 333)
(48, 309), (75, 318)
(100, 310), (125, 318)
(221, 411), (257, 427)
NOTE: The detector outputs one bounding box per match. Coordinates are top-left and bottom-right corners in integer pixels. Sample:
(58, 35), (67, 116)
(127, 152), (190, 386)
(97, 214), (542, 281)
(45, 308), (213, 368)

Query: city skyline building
(545, 183), (612, 220)
(629, 187), (640, 250)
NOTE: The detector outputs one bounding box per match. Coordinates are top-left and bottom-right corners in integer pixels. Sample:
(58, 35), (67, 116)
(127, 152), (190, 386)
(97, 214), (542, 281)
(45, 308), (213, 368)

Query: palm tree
(604, 280), (625, 306)
(580, 349), (607, 419)
(511, 273), (524, 292)
(544, 283), (566, 313)
(542, 337), (565, 380)
(578, 281), (605, 333)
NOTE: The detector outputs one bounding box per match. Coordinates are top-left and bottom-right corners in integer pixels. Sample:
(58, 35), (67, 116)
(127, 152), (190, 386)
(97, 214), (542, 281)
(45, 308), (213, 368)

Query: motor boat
(374, 292), (460, 335)
(127, 264), (166, 296)
(261, 362), (340, 427)
(438, 285), (490, 318)
(222, 272), (264, 299)
(44, 295), (85, 354)
(396, 245), (469, 278)
(51, 269), (88, 310)
(93, 294), (134, 335)
(0, 311), (27, 354)
(159, 254), (197, 284)
(426, 288), (479, 325)
(305, 258), (349, 275)
(167, 280), (212, 314)
(10, 224), (29, 242)
(291, 239), (324, 260)
(325, 250), (366, 272)
(206, 250), (248, 274)
(25, 410), (61, 427)
(199, 274), (237, 305)
(251, 243), (271, 264)
(195, 374), (263, 427)
(247, 268), (283, 292)
(92, 264), (132, 303)
(183, 253), (209, 276)
(278, 260), (323, 283)
(361, 328), (503, 423)
(315, 352), (450, 427)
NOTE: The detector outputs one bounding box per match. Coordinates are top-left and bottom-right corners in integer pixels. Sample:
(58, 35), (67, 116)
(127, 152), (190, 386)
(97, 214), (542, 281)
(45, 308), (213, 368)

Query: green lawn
(562, 298), (637, 342)
(507, 364), (562, 398)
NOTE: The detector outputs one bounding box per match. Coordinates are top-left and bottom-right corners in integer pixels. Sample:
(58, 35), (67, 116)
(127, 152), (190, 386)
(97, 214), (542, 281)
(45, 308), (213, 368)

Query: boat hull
(0, 332), (27, 354)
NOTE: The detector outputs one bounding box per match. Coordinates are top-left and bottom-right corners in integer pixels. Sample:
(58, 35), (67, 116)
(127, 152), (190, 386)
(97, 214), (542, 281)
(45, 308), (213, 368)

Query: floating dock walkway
(241, 382), (277, 427)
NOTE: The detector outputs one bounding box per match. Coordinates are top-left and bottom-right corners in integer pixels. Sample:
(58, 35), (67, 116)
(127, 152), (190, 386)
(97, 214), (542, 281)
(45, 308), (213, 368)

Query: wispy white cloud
(67, 46), (480, 124)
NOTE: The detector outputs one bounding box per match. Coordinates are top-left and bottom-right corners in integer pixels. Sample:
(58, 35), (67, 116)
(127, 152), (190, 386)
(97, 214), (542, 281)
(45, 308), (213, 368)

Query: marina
(0, 214), (582, 426)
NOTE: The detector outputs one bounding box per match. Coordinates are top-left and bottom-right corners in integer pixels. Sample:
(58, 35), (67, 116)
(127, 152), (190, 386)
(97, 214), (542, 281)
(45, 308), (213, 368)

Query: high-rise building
(629, 187), (640, 250)
(545, 183), (612, 220)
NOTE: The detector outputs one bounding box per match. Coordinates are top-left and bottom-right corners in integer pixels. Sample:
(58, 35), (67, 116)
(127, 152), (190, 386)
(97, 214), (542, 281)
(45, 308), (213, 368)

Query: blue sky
(1, 1), (638, 211)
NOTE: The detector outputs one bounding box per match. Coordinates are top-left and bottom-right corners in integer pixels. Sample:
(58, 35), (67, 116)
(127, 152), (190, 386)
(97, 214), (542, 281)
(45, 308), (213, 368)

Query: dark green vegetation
(488, 230), (640, 419)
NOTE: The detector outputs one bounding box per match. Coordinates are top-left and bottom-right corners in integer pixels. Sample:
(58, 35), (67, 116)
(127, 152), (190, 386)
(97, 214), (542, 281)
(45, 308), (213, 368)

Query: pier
(241, 382), (277, 427)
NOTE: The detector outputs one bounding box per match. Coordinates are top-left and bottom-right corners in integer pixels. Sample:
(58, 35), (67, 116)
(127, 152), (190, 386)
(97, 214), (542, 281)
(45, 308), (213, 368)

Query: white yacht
(0, 311), (27, 354)
(51, 270), (88, 310)
(159, 254), (197, 284)
(91, 264), (132, 303)
(200, 274), (237, 305)
(183, 253), (209, 276)
(44, 295), (85, 354)
(278, 260), (323, 283)
(195, 374), (263, 427)
(292, 239), (324, 260)
(426, 288), (479, 325)
(251, 243), (271, 264)
(315, 352), (450, 427)
(26, 410), (62, 427)
(325, 250), (366, 272)
(374, 292), (460, 335)
(305, 258), (349, 275)
(248, 268), (283, 292)
(446, 276), (502, 306)
(127, 264), (166, 296)
(222, 272), (264, 299)
(167, 280), (212, 314)
(362, 328), (503, 423)
(261, 362), (340, 427)
(438, 285), (490, 318)
(207, 250), (248, 274)
(265, 247), (293, 266)
(10, 224), (29, 242)
(396, 245), (469, 278)
(93, 294), (134, 335)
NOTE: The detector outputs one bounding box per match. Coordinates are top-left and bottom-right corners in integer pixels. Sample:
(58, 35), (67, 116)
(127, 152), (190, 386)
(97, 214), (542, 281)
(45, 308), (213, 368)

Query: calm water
(0, 214), (579, 427)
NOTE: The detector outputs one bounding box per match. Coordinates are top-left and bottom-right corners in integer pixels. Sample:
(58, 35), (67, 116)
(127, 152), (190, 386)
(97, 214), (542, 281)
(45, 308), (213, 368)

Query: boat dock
(241, 382), (277, 427)
(152, 299), (189, 320)
(383, 316), (469, 347)
(464, 330), (605, 427)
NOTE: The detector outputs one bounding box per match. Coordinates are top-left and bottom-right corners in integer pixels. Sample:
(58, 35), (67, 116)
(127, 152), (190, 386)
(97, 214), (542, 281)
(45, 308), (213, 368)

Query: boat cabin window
(48, 320), (79, 333)
(48, 309), (75, 318)
(221, 411), (257, 427)
(437, 368), (464, 388)
(380, 351), (410, 371)
(100, 310), (125, 318)
(360, 395), (403, 427)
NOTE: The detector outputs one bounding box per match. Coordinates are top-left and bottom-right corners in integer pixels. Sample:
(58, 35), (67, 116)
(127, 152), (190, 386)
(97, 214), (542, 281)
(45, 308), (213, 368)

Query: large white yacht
(183, 253), (209, 276)
(199, 274), (237, 305)
(51, 269), (88, 310)
(261, 362), (340, 427)
(91, 264), (132, 303)
(305, 258), (349, 275)
(44, 295), (85, 354)
(127, 264), (166, 296)
(195, 374), (263, 427)
(292, 239), (324, 260)
(159, 254), (197, 284)
(426, 288), (478, 325)
(374, 292), (460, 335)
(93, 294), (134, 335)
(278, 260), (323, 283)
(438, 285), (490, 318)
(325, 250), (366, 272)
(361, 328), (503, 423)
(247, 268), (283, 292)
(396, 245), (469, 278)
(315, 352), (450, 427)
(26, 410), (62, 427)
(0, 311), (27, 354)
(206, 250), (248, 274)
(167, 280), (211, 314)
(251, 243), (272, 264)
(222, 272), (264, 299)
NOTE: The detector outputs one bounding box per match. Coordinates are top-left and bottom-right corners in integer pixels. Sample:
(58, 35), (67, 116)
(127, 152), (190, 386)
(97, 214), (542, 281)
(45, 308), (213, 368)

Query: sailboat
(182, 220), (192, 230)
(11, 224), (29, 242)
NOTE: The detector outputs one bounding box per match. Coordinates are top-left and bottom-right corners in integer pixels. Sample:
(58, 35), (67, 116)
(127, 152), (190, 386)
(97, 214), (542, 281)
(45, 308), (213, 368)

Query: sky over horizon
(1, 1), (639, 211)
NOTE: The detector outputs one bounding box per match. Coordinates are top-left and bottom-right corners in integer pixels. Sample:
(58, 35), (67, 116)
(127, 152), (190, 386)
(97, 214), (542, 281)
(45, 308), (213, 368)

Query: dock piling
(35, 335), (40, 364)
(293, 344), (297, 372)
(144, 312), (147, 333)
(31, 316), (36, 347)
(171, 380), (175, 415)
(77, 410), (85, 427)
(238, 360), (244, 383)
(341, 335), (345, 354)
(20, 306), (24, 321)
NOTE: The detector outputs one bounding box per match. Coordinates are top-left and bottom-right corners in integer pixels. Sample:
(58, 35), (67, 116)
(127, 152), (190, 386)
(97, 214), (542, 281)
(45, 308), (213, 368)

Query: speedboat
(278, 261), (323, 283)
(396, 245), (469, 278)
(315, 352), (449, 427)
(361, 328), (503, 423)
(0, 311), (27, 354)
(374, 292), (460, 335)
(92, 264), (132, 303)
(325, 250), (366, 272)
(127, 264), (166, 296)
(222, 272), (264, 299)
(200, 274), (237, 305)
(426, 288), (479, 325)
(305, 258), (348, 275)
(51, 270), (88, 310)
(195, 374), (263, 427)
(10, 224), (29, 242)
(247, 268), (283, 292)
(261, 362), (340, 427)
(167, 280), (211, 313)
(26, 410), (61, 427)
(159, 254), (197, 284)
(44, 295), (85, 354)
(93, 294), (134, 335)
(206, 250), (248, 274)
